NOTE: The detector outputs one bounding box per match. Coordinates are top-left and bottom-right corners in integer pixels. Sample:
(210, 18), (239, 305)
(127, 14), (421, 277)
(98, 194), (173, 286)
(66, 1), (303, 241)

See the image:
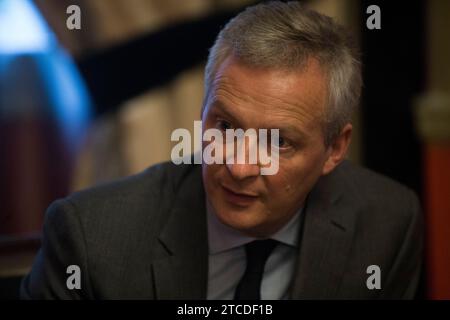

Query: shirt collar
(207, 201), (302, 254)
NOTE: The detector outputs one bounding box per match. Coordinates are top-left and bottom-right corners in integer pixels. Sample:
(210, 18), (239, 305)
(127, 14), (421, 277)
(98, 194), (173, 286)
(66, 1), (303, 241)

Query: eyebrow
(210, 99), (310, 140)
(279, 124), (310, 141)
(210, 99), (240, 123)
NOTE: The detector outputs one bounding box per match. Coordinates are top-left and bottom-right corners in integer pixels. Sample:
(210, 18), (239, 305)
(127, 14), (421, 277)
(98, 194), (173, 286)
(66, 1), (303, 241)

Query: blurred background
(0, 0), (449, 299)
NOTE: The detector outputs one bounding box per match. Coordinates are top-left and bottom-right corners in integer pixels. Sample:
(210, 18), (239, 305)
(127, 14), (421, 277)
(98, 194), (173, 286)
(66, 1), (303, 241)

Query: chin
(213, 201), (268, 236)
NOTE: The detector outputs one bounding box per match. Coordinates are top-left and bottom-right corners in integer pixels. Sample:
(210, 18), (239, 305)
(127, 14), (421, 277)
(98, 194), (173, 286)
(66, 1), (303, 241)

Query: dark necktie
(234, 239), (279, 300)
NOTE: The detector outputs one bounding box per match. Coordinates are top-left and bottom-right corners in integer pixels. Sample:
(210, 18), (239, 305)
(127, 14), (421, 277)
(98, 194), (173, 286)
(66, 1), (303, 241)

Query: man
(21, 1), (423, 299)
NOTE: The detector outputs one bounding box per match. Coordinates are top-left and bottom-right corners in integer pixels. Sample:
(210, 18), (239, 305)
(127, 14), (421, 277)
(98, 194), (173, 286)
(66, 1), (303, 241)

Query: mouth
(221, 184), (259, 207)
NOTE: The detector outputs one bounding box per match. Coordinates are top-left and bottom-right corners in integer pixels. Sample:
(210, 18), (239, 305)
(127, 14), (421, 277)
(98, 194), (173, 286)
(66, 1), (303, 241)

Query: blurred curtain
(71, 65), (205, 190)
(34, 0), (255, 57)
(0, 0), (92, 236)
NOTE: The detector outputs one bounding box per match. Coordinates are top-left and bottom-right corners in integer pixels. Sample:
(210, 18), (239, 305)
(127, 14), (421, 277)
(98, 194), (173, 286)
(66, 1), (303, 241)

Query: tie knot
(244, 239), (279, 272)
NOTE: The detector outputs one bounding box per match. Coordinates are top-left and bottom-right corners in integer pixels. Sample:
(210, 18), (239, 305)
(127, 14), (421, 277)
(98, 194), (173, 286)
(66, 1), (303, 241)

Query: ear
(321, 123), (352, 175)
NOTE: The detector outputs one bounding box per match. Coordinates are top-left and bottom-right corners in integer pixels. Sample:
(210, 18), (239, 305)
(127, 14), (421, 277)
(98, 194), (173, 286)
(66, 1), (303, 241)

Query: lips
(221, 184), (259, 206)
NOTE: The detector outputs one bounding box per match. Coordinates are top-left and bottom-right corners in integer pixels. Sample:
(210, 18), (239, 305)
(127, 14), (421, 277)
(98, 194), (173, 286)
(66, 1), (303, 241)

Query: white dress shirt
(207, 203), (302, 300)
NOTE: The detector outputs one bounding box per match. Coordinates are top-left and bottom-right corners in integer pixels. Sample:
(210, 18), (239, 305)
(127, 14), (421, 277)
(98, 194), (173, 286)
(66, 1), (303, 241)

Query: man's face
(201, 55), (332, 237)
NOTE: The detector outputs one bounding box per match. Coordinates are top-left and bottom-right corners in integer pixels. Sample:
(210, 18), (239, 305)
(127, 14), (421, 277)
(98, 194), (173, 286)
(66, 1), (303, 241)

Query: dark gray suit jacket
(21, 160), (423, 299)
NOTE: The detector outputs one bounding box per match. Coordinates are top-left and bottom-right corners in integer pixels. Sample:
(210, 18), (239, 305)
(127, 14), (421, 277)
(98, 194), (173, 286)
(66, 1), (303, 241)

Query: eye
(216, 119), (233, 131)
(277, 136), (290, 148)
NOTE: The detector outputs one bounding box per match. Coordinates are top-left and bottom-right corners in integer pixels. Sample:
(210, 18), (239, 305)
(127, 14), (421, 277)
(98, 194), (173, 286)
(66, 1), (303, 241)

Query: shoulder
(337, 160), (419, 209)
(69, 161), (194, 205)
(333, 160), (421, 236)
(337, 160), (418, 201)
(46, 161), (200, 242)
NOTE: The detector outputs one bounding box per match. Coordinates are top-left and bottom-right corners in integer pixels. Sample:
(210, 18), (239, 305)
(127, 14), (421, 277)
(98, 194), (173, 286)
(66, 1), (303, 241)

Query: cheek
(202, 163), (222, 194)
(265, 170), (303, 199)
(264, 156), (324, 203)
(203, 163), (216, 183)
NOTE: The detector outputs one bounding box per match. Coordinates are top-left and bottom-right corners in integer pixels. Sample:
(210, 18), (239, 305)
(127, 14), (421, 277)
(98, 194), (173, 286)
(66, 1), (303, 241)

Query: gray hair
(203, 1), (362, 146)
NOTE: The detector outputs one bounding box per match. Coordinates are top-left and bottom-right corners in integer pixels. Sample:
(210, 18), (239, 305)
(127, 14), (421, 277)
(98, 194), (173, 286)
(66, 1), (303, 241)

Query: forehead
(208, 55), (328, 129)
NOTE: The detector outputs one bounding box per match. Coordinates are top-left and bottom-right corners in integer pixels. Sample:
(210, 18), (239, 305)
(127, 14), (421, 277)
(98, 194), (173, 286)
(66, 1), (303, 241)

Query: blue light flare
(0, 0), (92, 152)
(0, 0), (55, 54)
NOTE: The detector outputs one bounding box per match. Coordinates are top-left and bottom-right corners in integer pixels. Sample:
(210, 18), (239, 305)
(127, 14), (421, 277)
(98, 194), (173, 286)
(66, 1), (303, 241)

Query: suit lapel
(151, 161), (359, 299)
(152, 165), (208, 299)
(291, 161), (358, 299)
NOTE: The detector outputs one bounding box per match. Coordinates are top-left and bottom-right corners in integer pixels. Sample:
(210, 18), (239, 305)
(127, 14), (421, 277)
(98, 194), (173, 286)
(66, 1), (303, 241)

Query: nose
(226, 162), (260, 180)
(225, 138), (260, 180)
